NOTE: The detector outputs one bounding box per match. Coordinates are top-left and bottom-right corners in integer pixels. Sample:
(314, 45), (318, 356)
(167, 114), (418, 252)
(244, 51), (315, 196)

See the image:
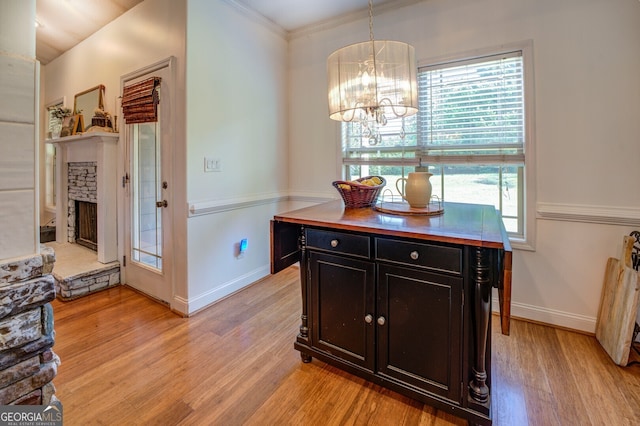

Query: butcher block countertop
(274, 199), (510, 250)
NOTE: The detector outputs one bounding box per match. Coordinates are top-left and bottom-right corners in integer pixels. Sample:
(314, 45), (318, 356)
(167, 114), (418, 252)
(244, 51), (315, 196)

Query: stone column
(0, 247), (59, 405)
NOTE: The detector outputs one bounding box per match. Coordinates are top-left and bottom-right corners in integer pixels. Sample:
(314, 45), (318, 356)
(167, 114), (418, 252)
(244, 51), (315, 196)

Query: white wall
(288, 0), (640, 332)
(42, 0), (189, 307)
(0, 0), (38, 260)
(183, 0), (290, 312)
(39, 0), (292, 315)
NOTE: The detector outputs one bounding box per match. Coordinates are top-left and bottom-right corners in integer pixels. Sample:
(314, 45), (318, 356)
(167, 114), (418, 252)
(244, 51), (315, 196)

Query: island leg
(469, 247), (491, 403)
(297, 226), (312, 363)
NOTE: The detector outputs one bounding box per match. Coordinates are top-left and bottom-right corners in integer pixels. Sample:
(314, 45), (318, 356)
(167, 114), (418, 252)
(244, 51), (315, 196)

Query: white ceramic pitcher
(395, 172), (433, 208)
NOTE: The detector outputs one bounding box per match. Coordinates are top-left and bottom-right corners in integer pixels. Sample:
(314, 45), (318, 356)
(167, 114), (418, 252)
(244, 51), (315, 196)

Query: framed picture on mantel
(61, 114), (84, 137)
(72, 114), (85, 135)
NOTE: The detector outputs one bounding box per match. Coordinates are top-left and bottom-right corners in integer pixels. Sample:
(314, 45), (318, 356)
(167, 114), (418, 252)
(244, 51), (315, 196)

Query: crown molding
(221, 0), (288, 39)
(290, 0), (425, 40)
(225, 0), (426, 41)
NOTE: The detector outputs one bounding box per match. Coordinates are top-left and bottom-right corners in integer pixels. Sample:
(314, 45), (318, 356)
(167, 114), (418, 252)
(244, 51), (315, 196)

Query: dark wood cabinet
(271, 200), (512, 426)
(377, 262), (462, 403)
(309, 251), (375, 371)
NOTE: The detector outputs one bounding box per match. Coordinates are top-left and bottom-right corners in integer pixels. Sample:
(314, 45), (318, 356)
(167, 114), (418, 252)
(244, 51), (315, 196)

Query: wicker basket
(332, 176), (386, 208)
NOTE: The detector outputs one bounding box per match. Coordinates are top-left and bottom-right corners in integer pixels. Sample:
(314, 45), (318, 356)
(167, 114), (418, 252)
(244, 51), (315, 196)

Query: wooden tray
(596, 235), (640, 366)
(373, 201), (444, 216)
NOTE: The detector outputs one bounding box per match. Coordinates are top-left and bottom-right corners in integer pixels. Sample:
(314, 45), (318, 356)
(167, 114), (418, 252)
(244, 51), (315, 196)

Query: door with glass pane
(122, 64), (172, 304)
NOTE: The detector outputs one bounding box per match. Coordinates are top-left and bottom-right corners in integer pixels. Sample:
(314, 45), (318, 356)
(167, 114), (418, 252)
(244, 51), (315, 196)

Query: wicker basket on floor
(332, 176), (386, 208)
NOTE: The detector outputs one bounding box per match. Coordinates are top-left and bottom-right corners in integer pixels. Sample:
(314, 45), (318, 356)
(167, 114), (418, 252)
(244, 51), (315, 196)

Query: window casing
(44, 101), (63, 210)
(341, 42), (535, 247)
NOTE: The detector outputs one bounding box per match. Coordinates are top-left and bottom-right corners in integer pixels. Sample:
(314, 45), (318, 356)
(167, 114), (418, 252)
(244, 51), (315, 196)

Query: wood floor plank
(51, 266), (640, 425)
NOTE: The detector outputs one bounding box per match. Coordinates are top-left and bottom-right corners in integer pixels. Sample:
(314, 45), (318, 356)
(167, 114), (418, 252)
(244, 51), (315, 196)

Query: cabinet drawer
(375, 238), (462, 274)
(306, 229), (370, 258)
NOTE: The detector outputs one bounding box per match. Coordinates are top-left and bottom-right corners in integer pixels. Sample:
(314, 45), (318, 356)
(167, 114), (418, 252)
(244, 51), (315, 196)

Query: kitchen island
(271, 200), (512, 425)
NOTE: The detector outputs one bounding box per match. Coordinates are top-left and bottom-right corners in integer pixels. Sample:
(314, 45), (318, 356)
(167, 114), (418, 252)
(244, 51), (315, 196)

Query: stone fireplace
(67, 162), (98, 249)
(49, 133), (119, 264)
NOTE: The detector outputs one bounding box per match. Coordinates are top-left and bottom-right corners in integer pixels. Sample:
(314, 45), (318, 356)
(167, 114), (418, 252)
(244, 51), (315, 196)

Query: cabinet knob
(330, 239), (339, 248)
(364, 314), (373, 324)
(377, 316), (386, 326)
(410, 250), (419, 260)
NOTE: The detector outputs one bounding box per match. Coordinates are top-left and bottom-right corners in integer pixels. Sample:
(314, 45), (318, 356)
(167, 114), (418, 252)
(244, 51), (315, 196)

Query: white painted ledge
(537, 202), (640, 227)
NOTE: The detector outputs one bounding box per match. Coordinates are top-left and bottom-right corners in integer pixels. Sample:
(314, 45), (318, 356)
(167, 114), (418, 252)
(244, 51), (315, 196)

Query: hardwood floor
(51, 266), (640, 425)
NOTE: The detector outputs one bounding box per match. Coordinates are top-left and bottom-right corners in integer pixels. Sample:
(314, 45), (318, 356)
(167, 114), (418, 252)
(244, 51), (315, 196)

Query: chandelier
(327, 0), (418, 128)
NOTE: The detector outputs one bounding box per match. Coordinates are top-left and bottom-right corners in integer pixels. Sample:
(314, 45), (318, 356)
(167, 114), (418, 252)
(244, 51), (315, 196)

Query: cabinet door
(310, 251), (375, 372)
(270, 220), (300, 274)
(377, 264), (462, 403)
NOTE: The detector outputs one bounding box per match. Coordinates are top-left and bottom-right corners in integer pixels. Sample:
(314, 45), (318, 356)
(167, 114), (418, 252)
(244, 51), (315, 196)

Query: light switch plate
(204, 157), (221, 172)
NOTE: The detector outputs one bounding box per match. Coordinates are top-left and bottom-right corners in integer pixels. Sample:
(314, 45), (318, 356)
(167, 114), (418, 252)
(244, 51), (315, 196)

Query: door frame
(118, 56), (176, 306)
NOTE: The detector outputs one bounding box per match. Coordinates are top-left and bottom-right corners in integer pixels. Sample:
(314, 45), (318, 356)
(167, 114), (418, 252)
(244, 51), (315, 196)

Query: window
(342, 42), (534, 246)
(44, 100), (64, 210)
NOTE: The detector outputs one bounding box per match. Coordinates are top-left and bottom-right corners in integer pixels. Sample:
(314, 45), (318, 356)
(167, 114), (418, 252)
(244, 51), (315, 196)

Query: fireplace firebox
(75, 200), (98, 251)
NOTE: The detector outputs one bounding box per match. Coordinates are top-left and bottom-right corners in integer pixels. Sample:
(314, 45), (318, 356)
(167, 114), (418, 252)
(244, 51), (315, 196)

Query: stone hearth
(46, 242), (120, 300)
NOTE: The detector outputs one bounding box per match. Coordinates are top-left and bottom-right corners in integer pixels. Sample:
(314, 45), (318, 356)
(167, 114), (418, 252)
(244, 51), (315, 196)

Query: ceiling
(36, 0), (145, 65)
(35, 0), (397, 65)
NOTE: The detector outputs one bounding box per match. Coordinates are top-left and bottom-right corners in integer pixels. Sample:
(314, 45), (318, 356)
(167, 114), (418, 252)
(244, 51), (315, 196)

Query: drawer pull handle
(410, 251), (419, 260)
(364, 314), (373, 324)
(330, 239), (339, 247)
(377, 316), (386, 326)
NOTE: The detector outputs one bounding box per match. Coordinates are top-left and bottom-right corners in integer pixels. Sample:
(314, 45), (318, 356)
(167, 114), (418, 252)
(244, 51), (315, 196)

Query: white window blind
(46, 103), (62, 138)
(343, 51), (525, 167)
(419, 51), (524, 164)
(342, 114), (418, 166)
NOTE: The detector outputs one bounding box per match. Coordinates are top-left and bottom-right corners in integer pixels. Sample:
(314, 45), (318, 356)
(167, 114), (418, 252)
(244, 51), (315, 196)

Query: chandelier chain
(368, 0), (374, 41)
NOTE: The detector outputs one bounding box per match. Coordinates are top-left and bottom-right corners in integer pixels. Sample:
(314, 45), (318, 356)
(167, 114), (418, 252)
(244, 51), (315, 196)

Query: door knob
(377, 316), (386, 326)
(364, 314), (373, 324)
(156, 200), (168, 208)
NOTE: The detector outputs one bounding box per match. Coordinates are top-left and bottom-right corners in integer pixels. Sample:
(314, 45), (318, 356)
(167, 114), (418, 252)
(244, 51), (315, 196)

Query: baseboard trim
(171, 295), (189, 316)
(182, 266), (270, 315)
(493, 297), (596, 334)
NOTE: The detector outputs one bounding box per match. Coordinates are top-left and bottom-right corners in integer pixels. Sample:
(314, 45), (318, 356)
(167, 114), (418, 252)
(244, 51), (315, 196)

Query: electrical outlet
(204, 157), (222, 172)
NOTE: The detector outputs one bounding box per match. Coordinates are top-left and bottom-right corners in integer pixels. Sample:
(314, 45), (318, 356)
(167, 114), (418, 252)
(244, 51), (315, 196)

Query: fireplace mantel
(48, 132), (119, 263)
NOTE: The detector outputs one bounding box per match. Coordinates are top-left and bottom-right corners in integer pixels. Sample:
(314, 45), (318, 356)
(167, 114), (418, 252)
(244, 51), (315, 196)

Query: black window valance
(122, 77), (161, 124)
